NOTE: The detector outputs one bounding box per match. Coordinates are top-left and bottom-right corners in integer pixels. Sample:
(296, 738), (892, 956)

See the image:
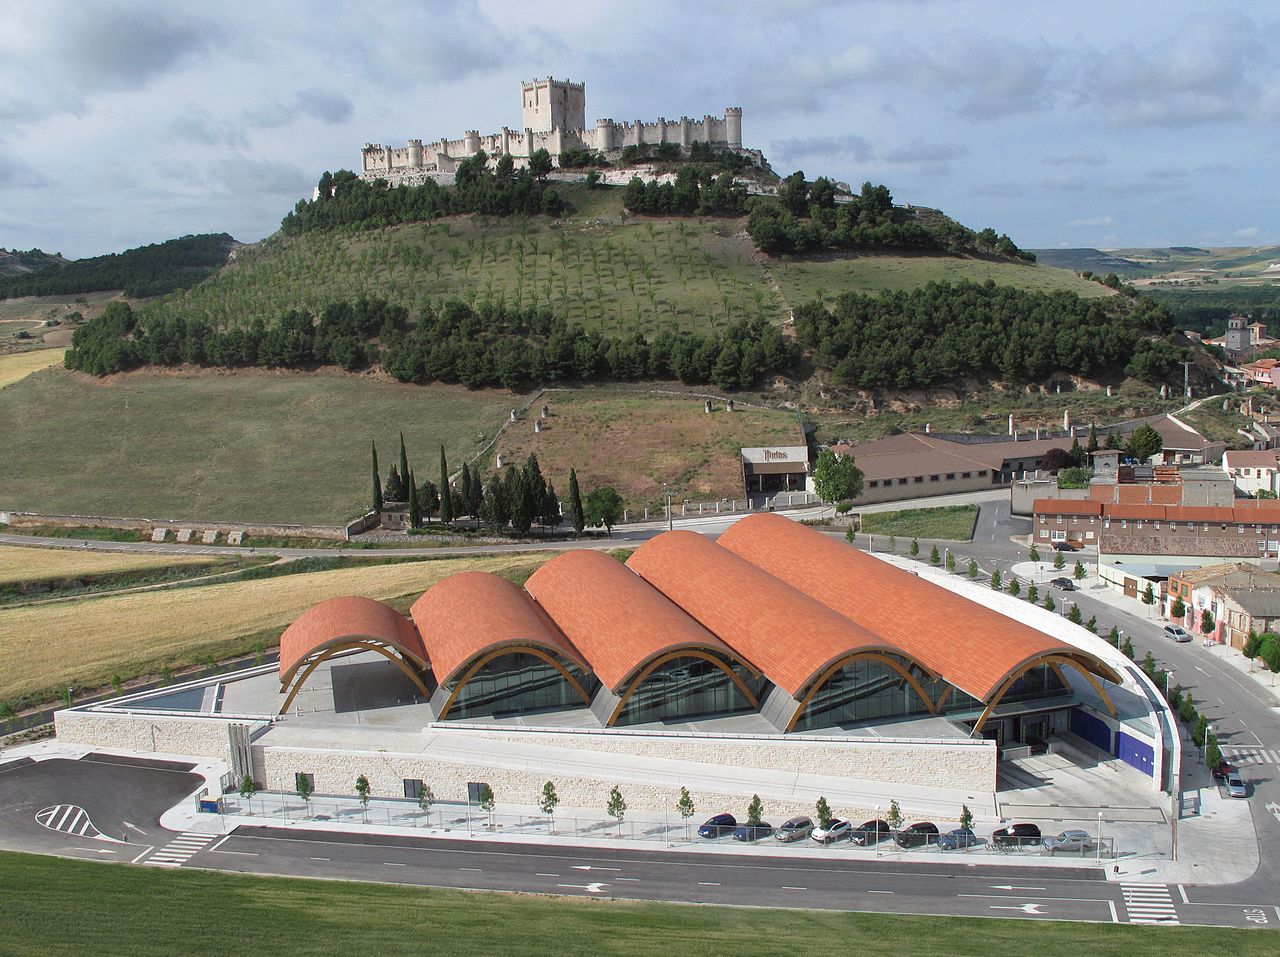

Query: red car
(1211, 759), (1234, 782)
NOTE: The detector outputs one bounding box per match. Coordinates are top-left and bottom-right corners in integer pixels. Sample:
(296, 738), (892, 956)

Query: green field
(860, 505), (978, 541)
(143, 185), (1104, 338)
(0, 366), (518, 524)
(2, 851), (1263, 957)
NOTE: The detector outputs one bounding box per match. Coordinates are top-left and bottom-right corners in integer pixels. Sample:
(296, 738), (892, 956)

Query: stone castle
(359, 77), (751, 184)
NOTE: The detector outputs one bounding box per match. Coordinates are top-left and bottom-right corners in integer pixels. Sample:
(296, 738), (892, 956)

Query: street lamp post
(1096, 811), (1103, 863)
(1204, 723), (1213, 763)
(662, 484), (675, 532)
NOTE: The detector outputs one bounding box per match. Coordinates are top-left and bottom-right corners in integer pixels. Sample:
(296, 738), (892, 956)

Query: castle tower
(520, 76), (586, 133)
(725, 107), (742, 148)
(1225, 314), (1249, 354)
(679, 116), (691, 148)
(407, 138), (423, 167)
(464, 130), (481, 155)
(595, 118), (615, 152)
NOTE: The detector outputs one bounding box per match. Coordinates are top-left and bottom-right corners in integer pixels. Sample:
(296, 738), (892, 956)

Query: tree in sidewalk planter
(1027, 584), (1039, 605)
(845, 525), (855, 543)
(1170, 597), (1186, 621)
(238, 773), (258, 814)
(1043, 593), (1055, 613)
(295, 773), (313, 818)
(929, 545), (940, 566)
(1074, 560), (1086, 581)
(945, 552), (956, 572)
(457, 462), (473, 519)
(909, 537), (920, 557)
(1053, 550), (1066, 571)
(1121, 636), (1135, 660)
(539, 781), (559, 833)
(568, 467), (585, 536)
(1242, 629), (1263, 660)
(1169, 684), (1183, 712)
(747, 794), (764, 828)
(355, 774), (371, 823)
(478, 783), (496, 827)
(676, 787), (697, 839)
(1086, 615), (1098, 634)
(885, 799), (903, 831)
(510, 469), (536, 535)
(522, 454), (548, 525)
(958, 804), (974, 832)
(438, 446), (453, 524)
(1193, 714), (1208, 750)
(1178, 692), (1197, 725)
(989, 569), (1002, 590)
(1140, 651), (1158, 679)
(1008, 577), (1021, 598)
(370, 439), (383, 514)
(813, 448), (864, 512)
(606, 785), (627, 837)
(585, 485), (625, 536)
(1200, 607), (1215, 638)
(1029, 544), (1040, 563)
(815, 796), (832, 829)
(1106, 625), (1120, 647)
(967, 559), (978, 580)
(1260, 635), (1280, 675)
(1207, 733), (1223, 769)
(1142, 582), (1156, 608)
(417, 783), (435, 826)
(1068, 605), (1083, 625)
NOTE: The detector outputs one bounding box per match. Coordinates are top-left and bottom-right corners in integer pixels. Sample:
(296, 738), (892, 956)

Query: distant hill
(1032, 245), (1280, 285)
(1029, 248), (1151, 277)
(0, 234), (239, 300)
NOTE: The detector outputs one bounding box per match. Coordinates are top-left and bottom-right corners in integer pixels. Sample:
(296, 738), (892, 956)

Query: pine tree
(523, 454), (547, 523)
(511, 470), (535, 534)
(568, 467), (585, 535)
(371, 439), (383, 513)
(439, 446), (453, 524)
(384, 464), (405, 502)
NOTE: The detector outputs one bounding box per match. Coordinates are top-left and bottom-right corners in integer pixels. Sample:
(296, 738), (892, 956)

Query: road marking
(616, 878), (639, 882)
(384, 862), (406, 867)
(1107, 901), (1119, 923)
(129, 846), (155, 864)
(536, 873), (559, 877)
(867, 890), (894, 894)
(557, 882), (609, 894)
(35, 804), (120, 842)
(143, 831), (217, 868)
(311, 857), (331, 862)
(72, 847), (115, 854)
(209, 849), (258, 856)
(1120, 882), (1180, 925)
(206, 835), (231, 852)
(992, 903), (1043, 914)
(459, 867), (482, 872)
(698, 882), (721, 886)
(1178, 885), (1189, 904)
(570, 864), (621, 871)
(991, 884), (1046, 891)
(122, 821), (147, 835)
(782, 886), (807, 891)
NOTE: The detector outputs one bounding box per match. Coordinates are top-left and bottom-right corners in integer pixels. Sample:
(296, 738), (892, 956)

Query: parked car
(937, 828), (978, 851)
(698, 813), (736, 838)
(991, 822), (1042, 848)
(894, 821), (939, 848)
(1164, 624), (1192, 643)
(1042, 829), (1092, 854)
(849, 818), (892, 847)
(811, 818), (852, 844)
(1225, 772), (1249, 798)
(732, 821), (775, 842)
(1049, 577), (1074, 590)
(774, 816), (813, 843)
(1052, 542), (1077, 552)
(1210, 758), (1235, 781)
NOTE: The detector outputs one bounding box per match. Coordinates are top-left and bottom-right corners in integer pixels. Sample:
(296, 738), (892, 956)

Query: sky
(1, 0), (1277, 259)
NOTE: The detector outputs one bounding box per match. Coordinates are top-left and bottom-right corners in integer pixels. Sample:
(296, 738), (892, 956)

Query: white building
(1223, 449), (1280, 497)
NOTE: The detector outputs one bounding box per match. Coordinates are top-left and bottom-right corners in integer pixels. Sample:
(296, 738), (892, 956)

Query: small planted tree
(606, 785), (627, 836)
(1008, 578), (1021, 598)
(1027, 584), (1039, 605)
(746, 794), (764, 827)
(295, 773), (313, 817)
(238, 773), (258, 814)
(1074, 560), (1086, 581)
(946, 552), (956, 572)
(1142, 582), (1156, 608)
(1029, 544), (1040, 563)
(1121, 636), (1135, 659)
(355, 774), (371, 823)
(417, 783), (435, 826)
(1043, 593), (1055, 612)
(967, 559), (978, 580)
(1200, 608), (1215, 638)
(1068, 605), (1083, 625)
(676, 787), (696, 839)
(1106, 625), (1120, 647)
(886, 799), (903, 831)
(888, 535), (897, 552)
(845, 525), (855, 543)
(959, 804), (974, 831)
(990, 569), (1002, 590)
(909, 537), (920, 557)
(540, 781), (560, 833)
(815, 796), (832, 829)
(929, 545), (940, 566)
(1086, 615), (1098, 633)
(1140, 651), (1157, 678)
(1054, 550), (1066, 571)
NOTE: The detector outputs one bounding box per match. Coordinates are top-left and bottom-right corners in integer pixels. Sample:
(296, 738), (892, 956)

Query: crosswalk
(35, 804), (103, 839)
(144, 831), (217, 868)
(1222, 746), (1280, 769)
(1120, 882), (1180, 924)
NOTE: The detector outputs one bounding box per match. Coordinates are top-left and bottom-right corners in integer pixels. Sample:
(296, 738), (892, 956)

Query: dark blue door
(1070, 708), (1112, 753)
(1116, 731), (1154, 776)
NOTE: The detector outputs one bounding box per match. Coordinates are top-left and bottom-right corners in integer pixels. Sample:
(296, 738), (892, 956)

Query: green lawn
(0, 366), (518, 524)
(860, 505), (978, 541)
(2, 851), (1265, 957)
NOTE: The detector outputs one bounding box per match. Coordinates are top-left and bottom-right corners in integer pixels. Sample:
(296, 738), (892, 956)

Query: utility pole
(662, 484), (675, 532)
(1182, 360), (1192, 399)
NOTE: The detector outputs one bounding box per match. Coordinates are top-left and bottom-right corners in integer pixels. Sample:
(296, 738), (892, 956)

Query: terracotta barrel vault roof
(410, 571), (586, 684)
(717, 513), (1109, 700)
(524, 549), (744, 692)
(625, 530), (909, 698)
(279, 595), (427, 682)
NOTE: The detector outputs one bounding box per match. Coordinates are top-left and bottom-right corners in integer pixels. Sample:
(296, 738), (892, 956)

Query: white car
(1225, 772), (1248, 798)
(811, 818), (852, 843)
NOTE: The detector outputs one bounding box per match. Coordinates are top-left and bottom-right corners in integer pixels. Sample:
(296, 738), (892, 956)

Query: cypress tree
(459, 462), (473, 518)
(523, 454), (546, 524)
(371, 439), (383, 513)
(408, 468), (420, 528)
(439, 446), (453, 524)
(398, 432), (410, 499)
(568, 467), (585, 535)
(543, 482), (561, 527)
(384, 464), (405, 502)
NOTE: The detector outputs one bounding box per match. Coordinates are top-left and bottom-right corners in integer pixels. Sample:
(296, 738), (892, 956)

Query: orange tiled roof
(410, 572), (586, 684)
(717, 514), (1089, 700)
(525, 549), (742, 692)
(1105, 503), (1167, 521)
(279, 595), (426, 681)
(1033, 498), (1103, 516)
(626, 530), (899, 697)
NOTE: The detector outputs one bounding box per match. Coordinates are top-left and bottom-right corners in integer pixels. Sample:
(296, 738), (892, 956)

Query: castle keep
(359, 77), (746, 183)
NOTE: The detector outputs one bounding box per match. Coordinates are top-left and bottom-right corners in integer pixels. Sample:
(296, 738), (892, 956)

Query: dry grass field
(495, 387), (805, 508)
(0, 545), (213, 587)
(0, 348), (64, 388)
(0, 551), (552, 704)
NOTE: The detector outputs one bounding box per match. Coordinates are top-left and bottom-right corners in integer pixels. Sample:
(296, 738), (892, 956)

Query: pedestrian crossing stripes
(35, 804), (103, 839)
(1120, 882), (1180, 925)
(144, 832), (217, 868)
(1222, 746), (1280, 767)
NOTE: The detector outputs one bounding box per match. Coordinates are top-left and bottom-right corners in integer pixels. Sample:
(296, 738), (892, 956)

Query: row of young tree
(0, 233), (235, 300)
(281, 157), (564, 236)
(372, 439), (626, 536)
(793, 280), (1186, 389)
(621, 166), (749, 216)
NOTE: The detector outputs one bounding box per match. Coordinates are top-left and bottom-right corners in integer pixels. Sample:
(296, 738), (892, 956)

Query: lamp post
(1096, 811), (1103, 863)
(1204, 723), (1213, 763)
(662, 484), (675, 532)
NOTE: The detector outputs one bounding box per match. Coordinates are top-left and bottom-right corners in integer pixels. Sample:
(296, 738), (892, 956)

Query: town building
(1223, 449), (1280, 497)
(1099, 414), (1225, 466)
(740, 445), (810, 495)
(1206, 315), (1276, 357)
(1165, 562), (1280, 650)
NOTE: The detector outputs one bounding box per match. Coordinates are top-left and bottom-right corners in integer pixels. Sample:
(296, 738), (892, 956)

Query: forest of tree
(621, 166), (749, 216)
(793, 280), (1186, 388)
(0, 234), (236, 299)
(64, 296), (797, 391)
(282, 155), (564, 235)
(746, 178), (1035, 260)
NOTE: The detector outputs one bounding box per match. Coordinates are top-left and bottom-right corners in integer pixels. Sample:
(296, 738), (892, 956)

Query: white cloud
(1235, 226), (1261, 239)
(1068, 215), (1114, 227)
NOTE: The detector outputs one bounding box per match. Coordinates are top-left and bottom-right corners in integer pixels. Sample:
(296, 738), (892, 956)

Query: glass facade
(994, 663), (1069, 705)
(444, 652), (591, 720)
(614, 655), (763, 726)
(791, 654), (934, 732)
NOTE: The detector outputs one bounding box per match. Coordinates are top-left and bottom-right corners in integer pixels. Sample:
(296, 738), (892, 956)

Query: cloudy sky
(1, 0), (1277, 258)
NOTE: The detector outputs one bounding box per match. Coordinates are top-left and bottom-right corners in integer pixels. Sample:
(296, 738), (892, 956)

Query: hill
(1031, 245), (1280, 285)
(0, 233), (239, 300)
(0, 247), (66, 279)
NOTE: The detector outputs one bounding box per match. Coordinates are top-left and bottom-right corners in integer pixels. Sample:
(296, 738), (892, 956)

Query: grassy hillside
(1033, 245), (1280, 287)
(146, 185), (1105, 337)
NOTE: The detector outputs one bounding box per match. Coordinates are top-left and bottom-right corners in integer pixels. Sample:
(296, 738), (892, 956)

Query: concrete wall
(1, 510), (349, 541)
(55, 709), (240, 762)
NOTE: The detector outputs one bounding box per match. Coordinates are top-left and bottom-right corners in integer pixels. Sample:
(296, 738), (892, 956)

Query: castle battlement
(358, 77), (747, 183)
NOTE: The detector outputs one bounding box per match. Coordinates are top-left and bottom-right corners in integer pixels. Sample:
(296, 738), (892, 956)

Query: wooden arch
(435, 645), (592, 720)
(279, 639), (431, 715)
(971, 653), (1118, 736)
(784, 651), (937, 733)
(606, 648), (761, 726)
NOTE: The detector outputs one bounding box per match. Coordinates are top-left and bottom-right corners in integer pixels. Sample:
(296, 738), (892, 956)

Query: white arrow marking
(991, 885), (1047, 891)
(991, 903), (1044, 914)
(122, 821), (147, 834)
(556, 882), (610, 894)
(1265, 802), (1280, 822)
(570, 865), (621, 871)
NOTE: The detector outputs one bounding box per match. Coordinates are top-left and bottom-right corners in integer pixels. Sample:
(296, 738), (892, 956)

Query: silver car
(1225, 772), (1248, 798)
(1042, 829), (1092, 853)
(775, 816), (814, 842)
